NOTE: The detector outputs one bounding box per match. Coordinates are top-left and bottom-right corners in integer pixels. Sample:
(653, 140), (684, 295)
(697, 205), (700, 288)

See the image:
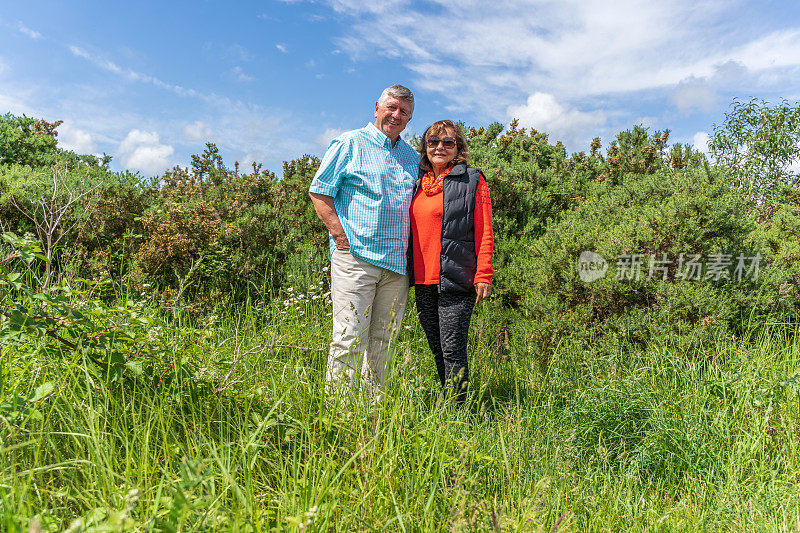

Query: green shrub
(490, 127), (764, 360)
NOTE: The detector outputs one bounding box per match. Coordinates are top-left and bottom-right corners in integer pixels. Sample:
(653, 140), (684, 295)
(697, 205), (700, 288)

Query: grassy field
(2, 283), (800, 531)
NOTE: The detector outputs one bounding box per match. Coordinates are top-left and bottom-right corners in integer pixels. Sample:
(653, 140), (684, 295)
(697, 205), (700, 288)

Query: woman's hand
(475, 282), (492, 304)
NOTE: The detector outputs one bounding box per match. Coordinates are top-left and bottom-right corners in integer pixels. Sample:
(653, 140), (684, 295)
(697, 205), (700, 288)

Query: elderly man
(309, 84), (419, 400)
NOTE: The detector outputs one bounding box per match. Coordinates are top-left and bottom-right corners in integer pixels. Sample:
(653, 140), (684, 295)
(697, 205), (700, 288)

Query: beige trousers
(326, 249), (409, 399)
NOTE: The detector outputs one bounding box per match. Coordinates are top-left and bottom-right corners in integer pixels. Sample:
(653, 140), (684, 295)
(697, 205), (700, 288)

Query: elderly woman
(408, 120), (494, 405)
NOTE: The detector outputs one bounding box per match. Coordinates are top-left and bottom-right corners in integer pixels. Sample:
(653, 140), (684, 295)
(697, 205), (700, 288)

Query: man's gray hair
(377, 84), (414, 115)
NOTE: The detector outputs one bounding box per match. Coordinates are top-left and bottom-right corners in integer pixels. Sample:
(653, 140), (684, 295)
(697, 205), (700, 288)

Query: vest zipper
(439, 177), (445, 293)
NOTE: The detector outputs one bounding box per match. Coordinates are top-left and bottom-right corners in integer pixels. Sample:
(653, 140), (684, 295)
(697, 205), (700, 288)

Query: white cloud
(176, 100), (315, 172)
(507, 92), (605, 144)
(692, 131), (710, 155)
(68, 45), (209, 101)
(633, 116), (659, 128)
(276, 44), (288, 53)
(328, 0), (404, 15)
(18, 23), (43, 40)
(671, 76), (717, 113)
(713, 60), (748, 82)
(785, 142), (800, 175)
(327, 0), (733, 98)
(1, 44), (316, 175)
(68, 45), (93, 61)
(0, 91), (29, 115)
(231, 66), (254, 82)
(117, 130), (174, 176)
(315, 127), (345, 148)
(57, 122), (96, 154)
(734, 28), (800, 71)
(319, 0), (800, 128)
(182, 121), (213, 142)
(239, 152), (261, 171)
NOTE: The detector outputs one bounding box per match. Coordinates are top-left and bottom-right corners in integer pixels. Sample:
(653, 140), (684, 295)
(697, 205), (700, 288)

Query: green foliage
(1, 110), (796, 345)
(471, 124), (773, 362)
(0, 113), (111, 169)
(2, 278), (800, 530)
(0, 232), (165, 382)
(3, 106), (800, 530)
(748, 203), (800, 317)
(0, 161), (137, 291)
(603, 125), (670, 181)
(710, 97), (800, 200)
(0, 137), (328, 313)
(132, 144), (328, 309)
(0, 114), (61, 167)
(65, 170), (153, 283)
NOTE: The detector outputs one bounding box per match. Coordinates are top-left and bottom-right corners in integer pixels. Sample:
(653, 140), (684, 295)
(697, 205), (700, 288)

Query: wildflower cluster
(278, 282), (331, 319)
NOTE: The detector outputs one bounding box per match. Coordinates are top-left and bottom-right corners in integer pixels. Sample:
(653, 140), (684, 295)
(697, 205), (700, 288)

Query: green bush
(0, 106), (797, 355)
(481, 126), (767, 360)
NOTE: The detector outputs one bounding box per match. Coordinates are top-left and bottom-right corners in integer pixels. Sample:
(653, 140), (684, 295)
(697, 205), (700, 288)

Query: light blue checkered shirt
(309, 123), (420, 274)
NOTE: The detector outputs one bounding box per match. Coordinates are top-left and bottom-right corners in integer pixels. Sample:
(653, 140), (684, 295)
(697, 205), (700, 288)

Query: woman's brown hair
(419, 120), (470, 172)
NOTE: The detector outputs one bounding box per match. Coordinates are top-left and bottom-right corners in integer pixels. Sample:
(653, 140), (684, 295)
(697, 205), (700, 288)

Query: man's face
(374, 96), (413, 142)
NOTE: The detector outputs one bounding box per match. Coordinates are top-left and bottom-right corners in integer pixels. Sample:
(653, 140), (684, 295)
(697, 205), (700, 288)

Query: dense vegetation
(1, 100), (799, 530)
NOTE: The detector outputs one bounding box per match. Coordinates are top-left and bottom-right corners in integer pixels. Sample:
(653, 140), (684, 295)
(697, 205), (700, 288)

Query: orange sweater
(410, 173), (494, 286)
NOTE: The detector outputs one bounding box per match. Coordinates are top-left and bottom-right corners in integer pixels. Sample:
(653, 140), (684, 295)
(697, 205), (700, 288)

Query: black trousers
(414, 284), (476, 405)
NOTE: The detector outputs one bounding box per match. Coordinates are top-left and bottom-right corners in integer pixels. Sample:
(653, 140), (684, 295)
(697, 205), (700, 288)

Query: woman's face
(426, 127), (457, 169)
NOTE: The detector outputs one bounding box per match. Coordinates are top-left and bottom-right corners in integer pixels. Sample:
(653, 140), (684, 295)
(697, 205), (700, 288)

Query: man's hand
(334, 234), (350, 251)
(475, 282), (492, 304)
(309, 192), (350, 250)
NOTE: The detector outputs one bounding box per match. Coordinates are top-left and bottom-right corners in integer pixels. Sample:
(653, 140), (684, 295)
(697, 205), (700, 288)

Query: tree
(0, 113), (111, 169)
(7, 163), (99, 288)
(0, 114), (61, 167)
(710, 98), (800, 200)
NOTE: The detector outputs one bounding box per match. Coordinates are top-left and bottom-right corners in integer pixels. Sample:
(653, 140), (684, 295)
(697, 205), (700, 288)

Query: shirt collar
(365, 122), (403, 149)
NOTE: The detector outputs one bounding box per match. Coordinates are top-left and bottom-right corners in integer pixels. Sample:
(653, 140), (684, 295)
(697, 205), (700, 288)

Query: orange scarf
(421, 166), (453, 196)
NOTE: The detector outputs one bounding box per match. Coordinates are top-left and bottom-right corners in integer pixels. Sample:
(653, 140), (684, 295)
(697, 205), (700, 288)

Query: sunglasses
(426, 136), (457, 149)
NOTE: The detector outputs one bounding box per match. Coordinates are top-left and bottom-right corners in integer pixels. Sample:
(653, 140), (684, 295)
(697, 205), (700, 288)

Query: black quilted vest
(408, 163), (481, 293)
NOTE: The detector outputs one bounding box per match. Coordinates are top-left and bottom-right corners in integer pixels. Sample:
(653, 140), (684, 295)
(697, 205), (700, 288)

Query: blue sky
(1, 1), (799, 177)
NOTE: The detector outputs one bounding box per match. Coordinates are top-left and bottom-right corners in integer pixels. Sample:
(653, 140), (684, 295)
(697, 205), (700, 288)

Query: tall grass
(2, 286), (800, 531)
